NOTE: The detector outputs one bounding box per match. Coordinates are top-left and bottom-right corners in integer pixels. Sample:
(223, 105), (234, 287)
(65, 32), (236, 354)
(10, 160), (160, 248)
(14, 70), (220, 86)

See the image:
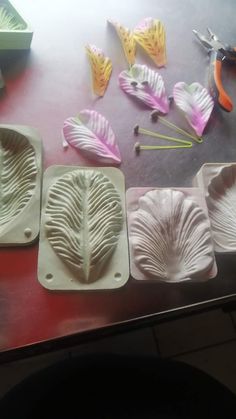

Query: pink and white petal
(173, 82), (214, 136)
(119, 64), (169, 114)
(63, 110), (121, 164)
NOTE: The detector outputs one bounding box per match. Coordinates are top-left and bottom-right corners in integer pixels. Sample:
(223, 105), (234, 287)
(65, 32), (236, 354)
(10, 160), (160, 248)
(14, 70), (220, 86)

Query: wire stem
(134, 142), (192, 152)
(158, 116), (203, 143)
(138, 127), (192, 146)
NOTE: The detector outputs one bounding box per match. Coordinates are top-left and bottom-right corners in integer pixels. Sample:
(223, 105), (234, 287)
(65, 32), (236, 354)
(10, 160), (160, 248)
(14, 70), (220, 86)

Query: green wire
(158, 116), (203, 144)
(138, 127), (192, 146)
(134, 142), (192, 151)
(139, 145), (192, 149)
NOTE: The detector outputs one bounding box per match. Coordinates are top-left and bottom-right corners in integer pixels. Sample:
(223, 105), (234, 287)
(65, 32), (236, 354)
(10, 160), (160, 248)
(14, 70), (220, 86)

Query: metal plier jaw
(193, 28), (236, 112)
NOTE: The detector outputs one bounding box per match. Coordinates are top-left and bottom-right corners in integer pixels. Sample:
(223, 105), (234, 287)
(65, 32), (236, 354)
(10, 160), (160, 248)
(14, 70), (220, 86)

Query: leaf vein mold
(0, 125), (42, 245)
(38, 166), (129, 290)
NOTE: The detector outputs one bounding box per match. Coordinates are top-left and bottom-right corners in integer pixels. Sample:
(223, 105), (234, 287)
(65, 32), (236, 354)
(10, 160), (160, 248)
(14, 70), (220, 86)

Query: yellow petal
(134, 18), (167, 67)
(86, 45), (112, 96)
(108, 20), (136, 66)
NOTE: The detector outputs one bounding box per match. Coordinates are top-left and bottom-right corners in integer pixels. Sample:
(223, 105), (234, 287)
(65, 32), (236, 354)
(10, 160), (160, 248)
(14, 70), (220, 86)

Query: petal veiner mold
(193, 163), (236, 252)
(38, 166), (129, 290)
(0, 125), (42, 245)
(127, 188), (217, 282)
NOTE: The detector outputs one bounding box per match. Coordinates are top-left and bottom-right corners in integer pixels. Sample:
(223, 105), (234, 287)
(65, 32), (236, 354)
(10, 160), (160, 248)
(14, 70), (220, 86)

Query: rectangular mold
(126, 187), (217, 283)
(0, 124), (42, 245)
(38, 166), (130, 291)
(0, 0), (33, 49)
(193, 162), (236, 253)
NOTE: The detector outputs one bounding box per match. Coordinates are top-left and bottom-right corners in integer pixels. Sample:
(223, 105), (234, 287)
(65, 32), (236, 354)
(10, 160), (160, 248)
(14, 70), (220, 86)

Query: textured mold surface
(206, 164), (236, 252)
(0, 5), (26, 30)
(129, 189), (215, 282)
(45, 169), (123, 284)
(0, 128), (37, 239)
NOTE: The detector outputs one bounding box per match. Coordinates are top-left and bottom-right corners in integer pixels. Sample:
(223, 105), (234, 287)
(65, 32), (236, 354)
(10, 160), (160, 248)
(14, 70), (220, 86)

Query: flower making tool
(193, 28), (236, 112)
(133, 125), (192, 153)
(150, 111), (203, 143)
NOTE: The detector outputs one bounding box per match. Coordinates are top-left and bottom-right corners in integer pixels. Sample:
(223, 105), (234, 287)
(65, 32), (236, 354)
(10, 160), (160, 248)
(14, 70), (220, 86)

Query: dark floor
(1, 308), (236, 398)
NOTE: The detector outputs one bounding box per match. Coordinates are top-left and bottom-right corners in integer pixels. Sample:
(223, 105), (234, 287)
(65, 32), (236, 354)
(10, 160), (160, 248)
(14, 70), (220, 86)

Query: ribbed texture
(63, 110), (121, 164)
(45, 169), (123, 283)
(134, 18), (167, 67)
(119, 64), (169, 113)
(108, 20), (136, 65)
(86, 45), (112, 96)
(207, 165), (236, 251)
(130, 189), (214, 282)
(173, 82), (214, 136)
(0, 6), (26, 30)
(0, 129), (37, 232)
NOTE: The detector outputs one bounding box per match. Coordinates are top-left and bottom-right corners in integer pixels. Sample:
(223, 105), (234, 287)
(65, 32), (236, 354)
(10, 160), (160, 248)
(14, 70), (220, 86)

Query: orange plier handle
(209, 48), (236, 112)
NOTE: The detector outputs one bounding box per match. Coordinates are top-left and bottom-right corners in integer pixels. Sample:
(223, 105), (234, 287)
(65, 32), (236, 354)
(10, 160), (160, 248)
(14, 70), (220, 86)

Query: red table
(1, 0), (236, 361)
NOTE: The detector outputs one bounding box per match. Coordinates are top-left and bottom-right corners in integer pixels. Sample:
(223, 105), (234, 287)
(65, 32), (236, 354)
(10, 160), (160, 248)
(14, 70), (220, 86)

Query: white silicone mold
(127, 187), (217, 282)
(0, 124), (42, 245)
(193, 162), (236, 252)
(38, 166), (129, 290)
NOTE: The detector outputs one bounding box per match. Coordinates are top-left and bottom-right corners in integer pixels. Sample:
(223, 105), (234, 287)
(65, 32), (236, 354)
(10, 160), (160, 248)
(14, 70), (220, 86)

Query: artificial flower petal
(134, 17), (167, 67)
(63, 109), (121, 164)
(86, 45), (112, 96)
(119, 64), (169, 113)
(108, 19), (136, 66)
(173, 82), (214, 136)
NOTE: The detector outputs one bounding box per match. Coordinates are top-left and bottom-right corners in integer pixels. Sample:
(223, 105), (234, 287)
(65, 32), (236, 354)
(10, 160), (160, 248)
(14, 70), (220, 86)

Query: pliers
(193, 28), (236, 112)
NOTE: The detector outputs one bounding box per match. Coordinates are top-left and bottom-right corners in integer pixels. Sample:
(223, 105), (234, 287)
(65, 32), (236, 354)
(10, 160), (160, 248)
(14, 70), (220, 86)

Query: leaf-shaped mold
(0, 6), (26, 30)
(173, 82), (214, 136)
(134, 17), (167, 67)
(86, 44), (112, 96)
(0, 128), (37, 235)
(45, 169), (123, 283)
(206, 164), (236, 252)
(130, 189), (214, 282)
(119, 64), (169, 113)
(108, 19), (136, 66)
(62, 109), (121, 164)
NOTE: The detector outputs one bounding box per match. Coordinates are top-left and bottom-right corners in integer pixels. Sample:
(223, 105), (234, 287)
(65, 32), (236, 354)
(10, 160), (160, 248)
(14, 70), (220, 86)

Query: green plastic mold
(0, 0), (33, 49)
